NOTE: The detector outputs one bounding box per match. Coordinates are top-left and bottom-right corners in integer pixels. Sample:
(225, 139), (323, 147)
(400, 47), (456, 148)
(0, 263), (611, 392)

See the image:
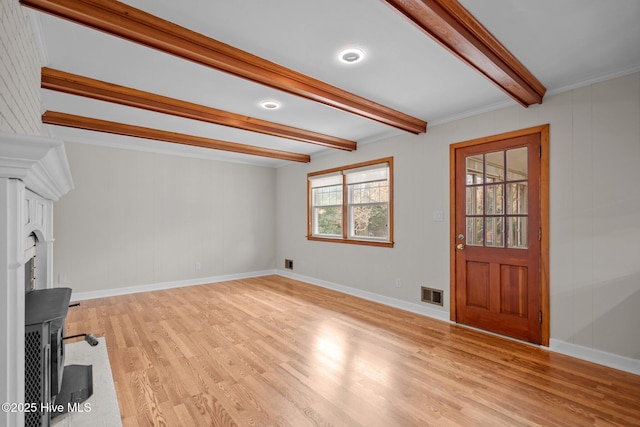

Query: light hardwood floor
(64, 275), (640, 426)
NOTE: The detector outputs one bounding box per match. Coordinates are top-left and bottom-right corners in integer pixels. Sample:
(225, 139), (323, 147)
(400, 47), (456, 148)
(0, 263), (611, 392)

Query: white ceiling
(30, 0), (640, 167)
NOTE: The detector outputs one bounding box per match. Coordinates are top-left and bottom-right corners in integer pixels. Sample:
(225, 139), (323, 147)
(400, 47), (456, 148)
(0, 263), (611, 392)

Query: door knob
(456, 243), (465, 250)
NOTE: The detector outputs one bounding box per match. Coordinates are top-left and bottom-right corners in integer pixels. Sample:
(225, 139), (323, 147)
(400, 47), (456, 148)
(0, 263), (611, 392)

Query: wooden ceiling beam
(382, 0), (546, 106)
(22, 0), (427, 134)
(41, 68), (357, 151)
(42, 111), (311, 163)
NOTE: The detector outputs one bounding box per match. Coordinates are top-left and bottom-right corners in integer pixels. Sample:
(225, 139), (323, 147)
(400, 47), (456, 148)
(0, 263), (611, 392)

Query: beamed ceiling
(21, 0), (640, 167)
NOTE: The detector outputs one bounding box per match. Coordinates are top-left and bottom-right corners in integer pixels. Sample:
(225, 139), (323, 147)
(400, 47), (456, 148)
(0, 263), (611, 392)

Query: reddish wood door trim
(449, 125), (549, 346)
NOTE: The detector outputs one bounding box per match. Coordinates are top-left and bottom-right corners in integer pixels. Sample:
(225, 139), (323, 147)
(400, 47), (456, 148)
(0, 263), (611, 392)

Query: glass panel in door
(465, 147), (529, 249)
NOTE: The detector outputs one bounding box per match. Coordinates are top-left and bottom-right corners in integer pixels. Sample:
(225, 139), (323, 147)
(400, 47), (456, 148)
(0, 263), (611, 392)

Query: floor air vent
(421, 287), (443, 306)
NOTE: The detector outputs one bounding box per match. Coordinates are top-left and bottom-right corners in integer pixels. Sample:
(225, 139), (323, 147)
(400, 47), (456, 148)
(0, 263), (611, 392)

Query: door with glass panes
(454, 132), (542, 344)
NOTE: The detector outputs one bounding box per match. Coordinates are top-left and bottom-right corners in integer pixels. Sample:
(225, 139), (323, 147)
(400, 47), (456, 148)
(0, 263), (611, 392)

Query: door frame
(449, 124), (550, 346)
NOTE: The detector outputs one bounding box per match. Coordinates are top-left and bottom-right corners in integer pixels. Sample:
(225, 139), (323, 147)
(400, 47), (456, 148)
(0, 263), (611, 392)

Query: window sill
(307, 236), (394, 248)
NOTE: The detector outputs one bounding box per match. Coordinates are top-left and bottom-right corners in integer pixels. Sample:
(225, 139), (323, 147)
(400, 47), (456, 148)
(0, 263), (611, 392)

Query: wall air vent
(421, 286), (443, 306)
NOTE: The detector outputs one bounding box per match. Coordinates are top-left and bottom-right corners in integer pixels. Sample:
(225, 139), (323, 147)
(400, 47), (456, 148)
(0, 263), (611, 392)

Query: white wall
(0, 2), (44, 425)
(276, 72), (640, 363)
(53, 143), (277, 294)
(3, 0), (638, 374)
(0, 0), (41, 135)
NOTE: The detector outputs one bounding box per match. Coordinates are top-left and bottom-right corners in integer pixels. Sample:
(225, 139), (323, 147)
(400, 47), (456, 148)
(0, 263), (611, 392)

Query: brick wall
(0, 0), (42, 135)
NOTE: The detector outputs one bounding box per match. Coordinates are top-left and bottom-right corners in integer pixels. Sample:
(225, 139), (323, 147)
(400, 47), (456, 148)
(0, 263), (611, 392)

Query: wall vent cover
(421, 287), (443, 306)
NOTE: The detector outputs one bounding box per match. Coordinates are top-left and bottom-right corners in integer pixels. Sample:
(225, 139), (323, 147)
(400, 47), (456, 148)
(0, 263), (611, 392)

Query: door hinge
(539, 145), (542, 158)
(539, 228), (542, 241)
(539, 311), (543, 324)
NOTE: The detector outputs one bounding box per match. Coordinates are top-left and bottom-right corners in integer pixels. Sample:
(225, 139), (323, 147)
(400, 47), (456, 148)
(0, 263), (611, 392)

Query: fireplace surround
(0, 131), (73, 427)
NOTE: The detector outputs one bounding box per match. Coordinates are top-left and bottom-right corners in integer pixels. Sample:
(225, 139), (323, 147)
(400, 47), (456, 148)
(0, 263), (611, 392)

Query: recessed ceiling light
(260, 100), (281, 110)
(338, 48), (365, 64)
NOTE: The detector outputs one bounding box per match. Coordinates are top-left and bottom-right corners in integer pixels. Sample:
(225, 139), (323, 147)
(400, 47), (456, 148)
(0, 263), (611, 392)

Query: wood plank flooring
(64, 275), (640, 426)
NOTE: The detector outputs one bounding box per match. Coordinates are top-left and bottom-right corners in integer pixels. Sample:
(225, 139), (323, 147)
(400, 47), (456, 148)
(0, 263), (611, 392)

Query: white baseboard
(69, 269), (640, 376)
(276, 269), (451, 323)
(279, 270), (640, 376)
(69, 269), (277, 301)
(549, 339), (640, 376)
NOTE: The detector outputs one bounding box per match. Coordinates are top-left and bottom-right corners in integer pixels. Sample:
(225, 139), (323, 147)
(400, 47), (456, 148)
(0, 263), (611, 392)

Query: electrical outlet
(395, 278), (401, 288)
(195, 262), (201, 271)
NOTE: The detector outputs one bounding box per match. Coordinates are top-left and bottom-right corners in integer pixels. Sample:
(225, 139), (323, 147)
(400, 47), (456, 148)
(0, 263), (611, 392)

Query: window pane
(506, 183), (528, 214)
(466, 217), (484, 246)
(507, 217), (528, 249)
(350, 205), (388, 239)
(485, 184), (504, 215)
(349, 181), (389, 204)
(466, 155), (483, 184)
(486, 217), (504, 247)
(485, 151), (504, 183)
(466, 186), (483, 215)
(314, 207), (342, 236)
(507, 147), (528, 181)
(313, 185), (342, 206)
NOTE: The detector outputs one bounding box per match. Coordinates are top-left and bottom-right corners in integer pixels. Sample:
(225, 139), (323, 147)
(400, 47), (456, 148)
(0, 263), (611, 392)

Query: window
(465, 147), (528, 249)
(308, 158), (393, 247)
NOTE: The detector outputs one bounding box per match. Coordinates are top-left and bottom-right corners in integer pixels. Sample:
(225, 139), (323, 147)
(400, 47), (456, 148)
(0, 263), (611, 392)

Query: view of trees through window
(313, 185), (342, 236)
(316, 206), (342, 235)
(349, 181), (389, 238)
(308, 158), (393, 246)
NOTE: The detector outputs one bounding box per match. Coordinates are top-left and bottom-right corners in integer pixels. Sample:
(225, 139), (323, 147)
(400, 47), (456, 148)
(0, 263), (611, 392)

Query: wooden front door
(450, 126), (549, 345)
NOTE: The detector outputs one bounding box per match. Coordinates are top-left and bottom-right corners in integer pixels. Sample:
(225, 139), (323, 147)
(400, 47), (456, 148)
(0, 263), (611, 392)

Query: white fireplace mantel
(0, 131), (73, 427)
(0, 131), (74, 201)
